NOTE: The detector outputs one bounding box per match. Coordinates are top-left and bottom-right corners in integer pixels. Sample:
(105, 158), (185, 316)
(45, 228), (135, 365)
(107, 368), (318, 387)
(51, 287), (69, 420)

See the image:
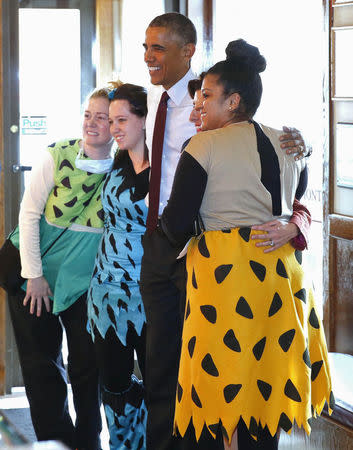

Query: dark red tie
(146, 91), (169, 233)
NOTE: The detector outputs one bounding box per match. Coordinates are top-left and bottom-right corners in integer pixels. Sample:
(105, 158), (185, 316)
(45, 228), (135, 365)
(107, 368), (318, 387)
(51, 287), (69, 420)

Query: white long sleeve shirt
(145, 68), (197, 215)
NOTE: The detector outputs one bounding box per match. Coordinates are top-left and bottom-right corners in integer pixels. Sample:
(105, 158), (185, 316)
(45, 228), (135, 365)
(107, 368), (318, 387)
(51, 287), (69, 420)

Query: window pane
(213, 0), (325, 308)
(119, 0), (165, 87)
(19, 9), (81, 185)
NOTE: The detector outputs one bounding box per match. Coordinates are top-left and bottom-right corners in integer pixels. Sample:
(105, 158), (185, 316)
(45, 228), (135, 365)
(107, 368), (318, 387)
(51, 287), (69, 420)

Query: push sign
(21, 115), (47, 135)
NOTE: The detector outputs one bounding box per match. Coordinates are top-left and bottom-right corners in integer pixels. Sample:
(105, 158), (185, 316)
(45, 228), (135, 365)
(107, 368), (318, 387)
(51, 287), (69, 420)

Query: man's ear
(183, 43), (196, 60)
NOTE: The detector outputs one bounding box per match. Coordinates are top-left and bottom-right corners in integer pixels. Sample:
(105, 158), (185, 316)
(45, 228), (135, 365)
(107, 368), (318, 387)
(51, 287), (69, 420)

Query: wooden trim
(202, 0), (213, 70)
(329, 214), (353, 240)
(332, 1), (353, 7)
(332, 97), (353, 101)
(95, 0), (115, 86)
(0, 0), (5, 396)
(323, 0), (332, 349)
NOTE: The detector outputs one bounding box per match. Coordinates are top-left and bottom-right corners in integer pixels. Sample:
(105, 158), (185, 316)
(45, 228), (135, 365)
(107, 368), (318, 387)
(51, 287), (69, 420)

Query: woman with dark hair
(87, 82), (149, 450)
(158, 40), (333, 449)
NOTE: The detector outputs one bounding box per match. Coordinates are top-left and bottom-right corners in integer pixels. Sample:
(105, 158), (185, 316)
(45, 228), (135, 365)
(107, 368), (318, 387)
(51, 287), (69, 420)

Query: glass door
(18, 0), (95, 189)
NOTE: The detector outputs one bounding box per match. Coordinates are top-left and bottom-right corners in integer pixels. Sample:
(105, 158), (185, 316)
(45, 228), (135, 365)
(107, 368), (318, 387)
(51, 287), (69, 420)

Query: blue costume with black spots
(87, 150), (148, 450)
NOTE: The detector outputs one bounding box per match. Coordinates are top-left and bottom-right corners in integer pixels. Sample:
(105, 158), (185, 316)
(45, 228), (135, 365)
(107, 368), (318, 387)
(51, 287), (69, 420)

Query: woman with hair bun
(158, 40), (333, 449)
(87, 82), (149, 449)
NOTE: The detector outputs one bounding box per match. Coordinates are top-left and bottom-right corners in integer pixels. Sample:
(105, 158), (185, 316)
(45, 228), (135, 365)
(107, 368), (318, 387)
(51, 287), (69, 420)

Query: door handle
(12, 164), (32, 173)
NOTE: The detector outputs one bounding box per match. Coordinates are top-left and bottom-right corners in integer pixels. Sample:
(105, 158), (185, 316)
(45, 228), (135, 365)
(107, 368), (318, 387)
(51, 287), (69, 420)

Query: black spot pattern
(284, 379), (302, 402)
(201, 353), (219, 377)
(82, 183), (95, 193)
(268, 292), (283, 317)
(188, 336), (196, 358)
(236, 296), (253, 319)
(200, 305), (217, 324)
(134, 204), (143, 215)
(249, 260), (266, 282)
(61, 176), (71, 188)
(294, 288), (307, 303)
(253, 337), (266, 361)
(223, 384), (242, 403)
(208, 423), (220, 435)
(278, 412), (292, 432)
(309, 308), (320, 329)
(295, 249), (302, 265)
(329, 391), (335, 410)
(238, 227), (251, 242)
(192, 268), (198, 289)
(177, 382), (183, 402)
(257, 380), (272, 401)
(223, 329), (241, 352)
(124, 239), (132, 251)
(59, 159), (74, 171)
(64, 196), (77, 207)
(109, 234), (118, 254)
(303, 348), (312, 368)
(53, 205), (63, 218)
(278, 329), (296, 352)
(97, 208), (104, 221)
(214, 264), (233, 284)
(185, 300), (191, 320)
(311, 360), (323, 381)
(198, 235), (210, 258)
(276, 259), (288, 278)
(191, 385), (202, 408)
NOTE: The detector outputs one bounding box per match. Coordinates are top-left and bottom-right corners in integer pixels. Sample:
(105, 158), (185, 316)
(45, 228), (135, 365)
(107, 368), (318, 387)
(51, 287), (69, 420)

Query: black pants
(93, 323), (146, 392)
(140, 229), (223, 450)
(8, 291), (102, 450)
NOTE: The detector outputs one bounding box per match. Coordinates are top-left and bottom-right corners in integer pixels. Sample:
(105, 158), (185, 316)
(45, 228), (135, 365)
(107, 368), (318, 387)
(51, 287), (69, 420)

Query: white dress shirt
(145, 68), (197, 215)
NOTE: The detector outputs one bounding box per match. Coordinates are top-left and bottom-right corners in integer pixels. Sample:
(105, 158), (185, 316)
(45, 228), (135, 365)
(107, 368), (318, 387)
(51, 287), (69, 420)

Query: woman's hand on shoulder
(24, 276), (53, 317)
(251, 220), (299, 253)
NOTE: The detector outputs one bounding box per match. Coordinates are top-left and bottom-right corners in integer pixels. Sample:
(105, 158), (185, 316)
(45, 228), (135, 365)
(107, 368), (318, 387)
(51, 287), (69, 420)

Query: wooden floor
(279, 417), (353, 450)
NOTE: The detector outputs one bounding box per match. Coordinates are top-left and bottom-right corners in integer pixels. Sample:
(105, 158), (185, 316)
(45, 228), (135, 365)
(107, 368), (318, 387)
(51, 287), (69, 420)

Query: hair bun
(225, 39), (266, 74)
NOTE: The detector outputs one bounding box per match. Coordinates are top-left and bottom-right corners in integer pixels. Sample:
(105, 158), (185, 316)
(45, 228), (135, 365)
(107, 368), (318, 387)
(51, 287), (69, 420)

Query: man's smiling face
(143, 26), (194, 90)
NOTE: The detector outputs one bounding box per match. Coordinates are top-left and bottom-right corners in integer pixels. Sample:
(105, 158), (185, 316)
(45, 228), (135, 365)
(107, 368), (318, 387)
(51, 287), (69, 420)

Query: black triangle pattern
(249, 260), (266, 282)
(253, 337), (266, 361)
(278, 329), (296, 352)
(284, 379), (302, 402)
(238, 227), (251, 242)
(294, 288), (307, 303)
(200, 305), (217, 324)
(223, 384), (242, 403)
(188, 336), (196, 358)
(311, 360), (323, 381)
(198, 235), (210, 258)
(276, 259), (288, 278)
(257, 379), (272, 401)
(214, 264), (233, 284)
(223, 329), (241, 352)
(236, 296), (253, 319)
(309, 308), (320, 329)
(191, 385), (202, 408)
(201, 353), (219, 377)
(268, 292), (283, 317)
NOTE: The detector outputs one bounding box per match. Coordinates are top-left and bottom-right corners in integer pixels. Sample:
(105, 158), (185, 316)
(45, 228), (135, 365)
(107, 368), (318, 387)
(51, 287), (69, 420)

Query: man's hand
(24, 276), (52, 317)
(279, 126), (312, 160)
(251, 220), (299, 253)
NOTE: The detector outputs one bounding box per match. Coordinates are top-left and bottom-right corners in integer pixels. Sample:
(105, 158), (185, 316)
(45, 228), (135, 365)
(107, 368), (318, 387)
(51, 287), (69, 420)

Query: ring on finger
(269, 239), (274, 247)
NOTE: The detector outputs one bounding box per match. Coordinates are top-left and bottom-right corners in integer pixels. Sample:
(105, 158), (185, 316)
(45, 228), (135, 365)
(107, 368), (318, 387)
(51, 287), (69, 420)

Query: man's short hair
(148, 12), (197, 46)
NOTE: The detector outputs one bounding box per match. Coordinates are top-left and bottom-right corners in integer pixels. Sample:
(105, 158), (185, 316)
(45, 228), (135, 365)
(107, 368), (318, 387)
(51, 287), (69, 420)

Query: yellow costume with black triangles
(170, 121), (333, 443)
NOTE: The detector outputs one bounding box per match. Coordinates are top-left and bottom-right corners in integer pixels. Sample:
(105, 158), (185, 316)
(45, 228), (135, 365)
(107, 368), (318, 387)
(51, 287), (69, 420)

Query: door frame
(0, 0), (96, 395)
